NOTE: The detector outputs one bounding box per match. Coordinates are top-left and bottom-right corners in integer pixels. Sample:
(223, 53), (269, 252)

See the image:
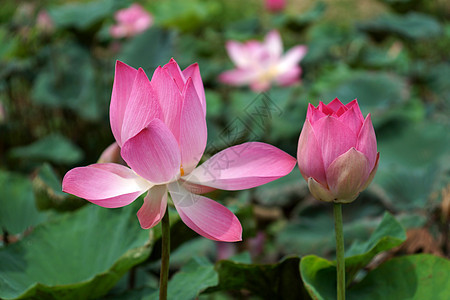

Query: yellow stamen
(180, 166), (185, 177)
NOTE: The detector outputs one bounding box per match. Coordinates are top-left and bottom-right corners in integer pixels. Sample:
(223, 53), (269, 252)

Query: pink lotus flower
(219, 30), (307, 92)
(265, 0), (286, 13)
(110, 4), (152, 38)
(297, 98), (379, 204)
(63, 59), (296, 242)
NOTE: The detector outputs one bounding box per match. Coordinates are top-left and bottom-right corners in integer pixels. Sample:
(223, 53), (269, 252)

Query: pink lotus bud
(110, 4), (153, 38)
(297, 98), (379, 204)
(265, 0), (286, 13)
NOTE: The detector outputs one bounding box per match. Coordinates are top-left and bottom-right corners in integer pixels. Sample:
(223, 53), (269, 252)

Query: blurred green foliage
(0, 0), (449, 299)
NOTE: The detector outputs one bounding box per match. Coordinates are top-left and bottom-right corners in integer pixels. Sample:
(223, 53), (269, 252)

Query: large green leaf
(300, 213), (407, 299)
(344, 212), (406, 283)
(300, 254), (450, 300)
(148, 0), (220, 32)
(300, 255), (336, 300)
(32, 42), (106, 120)
(9, 134), (83, 165)
(375, 121), (449, 211)
(301, 254), (450, 300)
(48, 0), (122, 30)
(207, 256), (306, 299)
(0, 170), (47, 236)
(276, 195), (386, 257)
(0, 203), (151, 299)
(348, 254), (450, 299)
(149, 257), (218, 300)
(358, 12), (443, 40)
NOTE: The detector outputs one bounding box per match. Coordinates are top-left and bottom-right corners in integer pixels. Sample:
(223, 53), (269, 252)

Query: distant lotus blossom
(63, 59), (296, 242)
(219, 30), (307, 92)
(36, 10), (54, 33)
(297, 98), (379, 204)
(110, 4), (152, 38)
(265, 0), (286, 13)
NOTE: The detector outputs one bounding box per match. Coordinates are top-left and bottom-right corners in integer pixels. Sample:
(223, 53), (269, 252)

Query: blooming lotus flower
(297, 98), (379, 204)
(265, 0), (286, 13)
(63, 59), (296, 242)
(110, 4), (152, 38)
(219, 30), (307, 92)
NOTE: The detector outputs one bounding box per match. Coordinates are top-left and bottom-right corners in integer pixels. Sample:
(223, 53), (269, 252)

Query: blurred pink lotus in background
(36, 10), (54, 33)
(265, 0), (286, 13)
(219, 30), (307, 92)
(297, 98), (379, 204)
(63, 59), (296, 242)
(110, 3), (152, 38)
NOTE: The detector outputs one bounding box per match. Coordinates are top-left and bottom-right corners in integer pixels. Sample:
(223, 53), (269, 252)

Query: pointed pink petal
(218, 69), (258, 86)
(356, 114), (377, 171)
(313, 116), (357, 170)
(338, 104), (364, 135)
(186, 142), (296, 190)
(308, 177), (334, 202)
(264, 30), (283, 60)
(345, 99), (357, 108)
(110, 61), (138, 146)
(318, 101), (334, 115)
(87, 192), (143, 208)
(121, 68), (163, 144)
(62, 163), (150, 206)
(137, 185), (168, 229)
(97, 142), (121, 164)
(335, 106), (346, 117)
(163, 58), (186, 91)
(326, 98), (345, 112)
(226, 41), (250, 68)
(278, 45), (307, 73)
(306, 103), (316, 120)
(297, 120), (327, 185)
(345, 99), (364, 122)
(179, 78), (207, 174)
(151, 66), (183, 141)
(326, 148), (370, 203)
(275, 66), (301, 86)
(121, 119), (181, 184)
(360, 152), (379, 191)
(306, 103), (327, 125)
(168, 182), (242, 242)
(182, 63), (206, 115)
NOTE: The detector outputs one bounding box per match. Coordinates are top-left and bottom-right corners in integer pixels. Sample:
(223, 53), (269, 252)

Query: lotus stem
(334, 202), (345, 300)
(160, 206), (170, 300)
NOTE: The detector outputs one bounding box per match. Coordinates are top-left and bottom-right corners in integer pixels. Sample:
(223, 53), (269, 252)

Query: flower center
(259, 65), (279, 83)
(180, 166), (185, 177)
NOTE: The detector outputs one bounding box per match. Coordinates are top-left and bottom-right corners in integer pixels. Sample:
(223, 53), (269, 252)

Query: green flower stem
(334, 203), (345, 300)
(160, 206), (170, 300)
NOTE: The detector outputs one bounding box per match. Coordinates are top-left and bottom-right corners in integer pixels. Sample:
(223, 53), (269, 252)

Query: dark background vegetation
(0, 0), (449, 299)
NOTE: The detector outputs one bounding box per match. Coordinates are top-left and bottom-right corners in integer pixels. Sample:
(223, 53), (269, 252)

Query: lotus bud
(297, 98), (379, 204)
